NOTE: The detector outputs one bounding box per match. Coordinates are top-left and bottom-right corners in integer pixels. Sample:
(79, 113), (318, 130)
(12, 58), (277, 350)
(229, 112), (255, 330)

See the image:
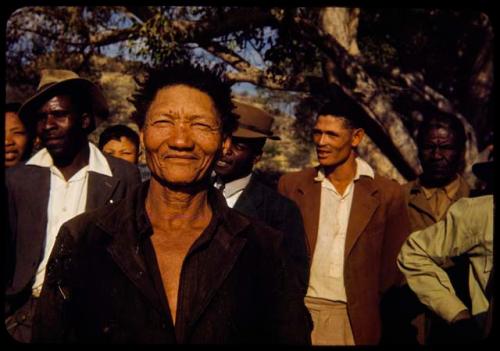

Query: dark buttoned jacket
(278, 167), (410, 345)
(232, 174), (309, 291)
(32, 183), (312, 344)
(5, 154), (141, 305)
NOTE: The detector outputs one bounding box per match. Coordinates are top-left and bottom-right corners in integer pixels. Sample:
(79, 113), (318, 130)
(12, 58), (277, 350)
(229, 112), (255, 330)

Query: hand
(449, 312), (482, 343)
(451, 309), (472, 323)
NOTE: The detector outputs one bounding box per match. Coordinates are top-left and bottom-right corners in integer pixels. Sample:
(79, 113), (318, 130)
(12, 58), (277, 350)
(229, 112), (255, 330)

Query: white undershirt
(307, 157), (374, 302)
(214, 173), (252, 208)
(26, 143), (112, 296)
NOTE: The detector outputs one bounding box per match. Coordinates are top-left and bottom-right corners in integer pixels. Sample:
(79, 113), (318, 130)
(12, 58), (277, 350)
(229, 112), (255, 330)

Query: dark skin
(418, 127), (463, 188)
(214, 136), (264, 183)
(35, 95), (91, 181)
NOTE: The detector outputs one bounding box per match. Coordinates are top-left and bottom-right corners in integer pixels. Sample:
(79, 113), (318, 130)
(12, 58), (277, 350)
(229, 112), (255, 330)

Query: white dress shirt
(27, 143), (112, 296)
(214, 173), (252, 208)
(307, 157), (374, 302)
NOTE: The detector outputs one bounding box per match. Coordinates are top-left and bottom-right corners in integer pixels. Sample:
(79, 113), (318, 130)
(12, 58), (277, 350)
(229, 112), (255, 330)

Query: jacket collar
(408, 175), (470, 221)
(95, 181), (252, 340)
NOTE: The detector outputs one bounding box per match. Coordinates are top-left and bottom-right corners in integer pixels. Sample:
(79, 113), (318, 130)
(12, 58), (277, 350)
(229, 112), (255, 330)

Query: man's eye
(192, 123), (220, 132)
(51, 111), (71, 119)
(152, 119), (174, 126)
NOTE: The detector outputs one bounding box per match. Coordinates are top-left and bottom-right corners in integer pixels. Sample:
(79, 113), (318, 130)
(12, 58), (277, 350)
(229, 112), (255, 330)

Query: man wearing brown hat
(4, 69), (141, 343)
(214, 100), (309, 292)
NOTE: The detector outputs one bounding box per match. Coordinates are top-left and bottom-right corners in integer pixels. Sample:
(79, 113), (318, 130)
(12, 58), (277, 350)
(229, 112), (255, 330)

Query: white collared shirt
(27, 143), (112, 296)
(307, 157), (374, 302)
(214, 173), (252, 208)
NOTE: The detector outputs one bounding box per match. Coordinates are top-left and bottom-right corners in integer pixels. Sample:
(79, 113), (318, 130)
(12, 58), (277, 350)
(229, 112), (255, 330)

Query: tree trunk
(317, 8), (419, 182)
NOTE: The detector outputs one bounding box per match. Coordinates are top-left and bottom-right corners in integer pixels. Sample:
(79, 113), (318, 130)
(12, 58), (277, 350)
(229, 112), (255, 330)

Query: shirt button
(62, 207), (67, 212)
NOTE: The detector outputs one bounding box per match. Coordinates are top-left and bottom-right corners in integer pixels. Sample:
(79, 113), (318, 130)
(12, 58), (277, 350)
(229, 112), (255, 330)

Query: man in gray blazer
(214, 100), (309, 292)
(4, 69), (141, 343)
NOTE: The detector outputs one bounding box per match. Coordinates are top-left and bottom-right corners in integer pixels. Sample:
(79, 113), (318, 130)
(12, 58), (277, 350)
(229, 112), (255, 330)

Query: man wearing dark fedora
(214, 100), (309, 292)
(4, 69), (141, 343)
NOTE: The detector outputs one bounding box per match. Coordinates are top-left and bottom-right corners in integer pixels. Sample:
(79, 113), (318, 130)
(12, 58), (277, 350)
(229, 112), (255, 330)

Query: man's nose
(5, 133), (14, 146)
(316, 133), (327, 145)
(41, 114), (62, 131)
(431, 147), (444, 159)
(170, 123), (195, 149)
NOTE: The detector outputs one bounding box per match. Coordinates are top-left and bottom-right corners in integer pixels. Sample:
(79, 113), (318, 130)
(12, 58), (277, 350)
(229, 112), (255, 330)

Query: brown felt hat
(232, 100), (280, 140)
(18, 69), (109, 131)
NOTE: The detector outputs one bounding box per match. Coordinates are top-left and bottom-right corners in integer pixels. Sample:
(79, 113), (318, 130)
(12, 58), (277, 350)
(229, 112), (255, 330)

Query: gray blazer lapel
(9, 167), (51, 293)
(344, 177), (379, 259)
(86, 172), (120, 210)
(233, 176), (262, 218)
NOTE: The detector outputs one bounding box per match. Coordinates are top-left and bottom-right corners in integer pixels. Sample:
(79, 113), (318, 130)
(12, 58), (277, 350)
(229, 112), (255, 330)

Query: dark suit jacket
(233, 174), (309, 291)
(32, 183), (312, 344)
(5, 153), (141, 304)
(278, 167), (410, 345)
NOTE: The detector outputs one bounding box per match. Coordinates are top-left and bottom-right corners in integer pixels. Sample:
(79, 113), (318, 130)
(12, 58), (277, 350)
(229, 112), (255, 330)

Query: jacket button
(161, 323), (167, 329)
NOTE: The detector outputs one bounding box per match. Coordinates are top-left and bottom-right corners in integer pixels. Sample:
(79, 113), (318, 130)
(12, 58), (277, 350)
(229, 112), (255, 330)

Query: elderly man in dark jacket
(32, 64), (312, 344)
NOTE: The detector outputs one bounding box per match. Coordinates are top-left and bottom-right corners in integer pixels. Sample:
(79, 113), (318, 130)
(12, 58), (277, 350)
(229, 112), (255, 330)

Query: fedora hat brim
(232, 127), (281, 140)
(18, 78), (108, 128)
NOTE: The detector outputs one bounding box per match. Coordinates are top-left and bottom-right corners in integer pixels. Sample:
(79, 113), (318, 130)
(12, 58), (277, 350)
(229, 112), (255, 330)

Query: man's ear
(81, 113), (91, 131)
(253, 153), (262, 165)
(351, 128), (365, 148)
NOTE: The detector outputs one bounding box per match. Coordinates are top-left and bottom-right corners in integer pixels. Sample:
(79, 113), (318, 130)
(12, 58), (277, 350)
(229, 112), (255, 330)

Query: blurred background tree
(4, 6), (494, 185)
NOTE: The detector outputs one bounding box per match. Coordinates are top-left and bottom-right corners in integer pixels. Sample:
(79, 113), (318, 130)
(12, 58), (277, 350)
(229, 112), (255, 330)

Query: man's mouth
(4, 150), (18, 160)
(44, 136), (64, 146)
(317, 150), (330, 158)
(216, 159), (231, 168)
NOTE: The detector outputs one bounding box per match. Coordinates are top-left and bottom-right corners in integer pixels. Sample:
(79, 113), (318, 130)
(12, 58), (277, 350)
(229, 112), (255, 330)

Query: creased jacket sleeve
(32, 225), (78, 343)
(397, 198), (478, 323)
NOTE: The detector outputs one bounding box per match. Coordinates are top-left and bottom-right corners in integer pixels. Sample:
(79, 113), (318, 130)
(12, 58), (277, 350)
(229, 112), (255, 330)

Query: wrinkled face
(102, 136), (139, 164)
(35, 95), (88, 162)
(215, 137), (262, 183)
(312, 115), (363, 169)
(142, 84), (229, 187)
(419, 127), (462, 184)
(5, 111), (29, 168)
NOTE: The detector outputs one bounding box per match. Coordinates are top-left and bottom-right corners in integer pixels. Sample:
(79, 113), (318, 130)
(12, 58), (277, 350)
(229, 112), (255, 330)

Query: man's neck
(324, 153), (357, 184)
(146, 178), (213, 234)
(420, 173), (459, 189)
(53, 142), (90, 181)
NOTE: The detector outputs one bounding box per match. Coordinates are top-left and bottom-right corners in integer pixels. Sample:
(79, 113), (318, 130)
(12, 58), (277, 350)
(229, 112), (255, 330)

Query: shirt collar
(421, 175), (461, 200)
(314, 157), (375, 182)
(26, 142), (112, 177)
(220, 173), (252, 198)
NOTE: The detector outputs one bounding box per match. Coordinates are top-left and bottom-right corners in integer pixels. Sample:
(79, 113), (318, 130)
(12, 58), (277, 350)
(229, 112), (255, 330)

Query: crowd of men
(3, 64), (494, 344)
